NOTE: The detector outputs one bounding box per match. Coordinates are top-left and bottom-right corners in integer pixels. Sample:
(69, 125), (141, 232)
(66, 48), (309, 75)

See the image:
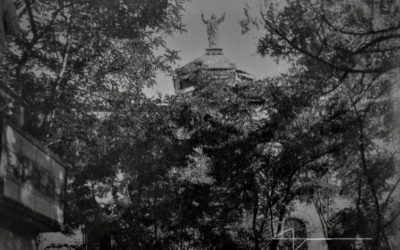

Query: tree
(241, 0), (400, 249)
(1, 0), (187, 248)
(3, 0), (184, 140)
(168, 73), (349, 249)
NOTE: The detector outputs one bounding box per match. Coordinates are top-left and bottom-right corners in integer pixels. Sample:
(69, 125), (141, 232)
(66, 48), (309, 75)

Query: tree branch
(260, 12), (400, 74)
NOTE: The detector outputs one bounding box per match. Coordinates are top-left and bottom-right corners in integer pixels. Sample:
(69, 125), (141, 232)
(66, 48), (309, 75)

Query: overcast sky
(144, 0), (288, 96)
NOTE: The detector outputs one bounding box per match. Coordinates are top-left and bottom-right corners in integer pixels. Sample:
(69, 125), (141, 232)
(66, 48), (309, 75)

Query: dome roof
(177, 48), (236, 74)
(174, 48), (254, 94)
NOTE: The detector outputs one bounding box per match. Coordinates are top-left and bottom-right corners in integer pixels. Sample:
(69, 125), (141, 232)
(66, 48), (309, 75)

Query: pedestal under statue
(201, 12), (225, 49)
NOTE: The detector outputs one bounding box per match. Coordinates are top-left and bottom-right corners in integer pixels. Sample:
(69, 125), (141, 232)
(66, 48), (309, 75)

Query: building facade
(0, 85), (66, 250)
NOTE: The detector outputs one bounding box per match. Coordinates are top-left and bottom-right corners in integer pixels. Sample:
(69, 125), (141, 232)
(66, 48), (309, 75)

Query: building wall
(0, 227), (36, 250)
(0, 87), (66, 250)
(1, 124), (64, 224)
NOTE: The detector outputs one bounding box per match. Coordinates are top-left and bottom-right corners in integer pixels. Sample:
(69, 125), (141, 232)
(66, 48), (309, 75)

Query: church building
(172, 13), (330, 250)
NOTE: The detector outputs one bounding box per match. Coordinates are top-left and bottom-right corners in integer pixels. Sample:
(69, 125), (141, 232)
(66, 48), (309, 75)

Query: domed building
(174, 48), (254, 94)
(172, 28), (332, 250)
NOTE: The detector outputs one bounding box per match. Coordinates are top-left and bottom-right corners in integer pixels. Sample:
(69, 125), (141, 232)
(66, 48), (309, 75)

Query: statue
(0, 0), (19, 58)
(201, 12), (225, 48)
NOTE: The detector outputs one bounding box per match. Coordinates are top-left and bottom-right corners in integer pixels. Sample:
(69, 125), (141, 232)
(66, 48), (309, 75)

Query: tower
(171, 14), (330, 250)
(174, 12), (253, 94)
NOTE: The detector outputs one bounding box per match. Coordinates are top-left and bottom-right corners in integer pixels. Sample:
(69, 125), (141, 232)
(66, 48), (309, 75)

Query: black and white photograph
(0, 0), (400, 249)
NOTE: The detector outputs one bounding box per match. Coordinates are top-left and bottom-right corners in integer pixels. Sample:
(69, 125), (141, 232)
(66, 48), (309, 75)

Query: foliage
(2, 0), (187, 248)
(241, 0), (400, 249)
(178, 74), (356, 249)
(2, 0), (400, 249)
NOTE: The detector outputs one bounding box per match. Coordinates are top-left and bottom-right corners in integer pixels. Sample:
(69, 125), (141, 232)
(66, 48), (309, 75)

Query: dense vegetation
(1, 0), (399, 249)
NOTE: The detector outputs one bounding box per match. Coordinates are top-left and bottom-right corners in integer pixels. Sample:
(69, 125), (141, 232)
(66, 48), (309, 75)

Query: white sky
(145, 0), (288, 96)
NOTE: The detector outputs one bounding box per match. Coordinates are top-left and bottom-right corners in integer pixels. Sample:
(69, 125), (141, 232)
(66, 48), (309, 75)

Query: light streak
(265, 227), (373, 250)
